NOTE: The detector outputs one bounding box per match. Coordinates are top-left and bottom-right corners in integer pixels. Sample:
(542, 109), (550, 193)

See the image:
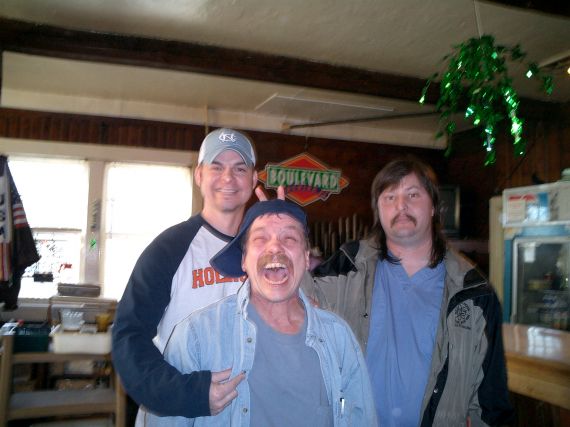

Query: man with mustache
(312, 157), (513, 426)
(141, 199), (377, 426)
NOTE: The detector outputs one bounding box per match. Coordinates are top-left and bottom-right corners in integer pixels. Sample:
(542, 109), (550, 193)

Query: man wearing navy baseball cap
(141, 200), (377, 426)
(113, 128), (260, 423)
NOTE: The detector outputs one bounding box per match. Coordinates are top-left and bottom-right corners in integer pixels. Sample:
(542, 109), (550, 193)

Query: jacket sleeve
(338, 320), (378, 426)
(111, 222), (211, 418)
(471, 293), (514, 426)
(312, 240), (361, 310)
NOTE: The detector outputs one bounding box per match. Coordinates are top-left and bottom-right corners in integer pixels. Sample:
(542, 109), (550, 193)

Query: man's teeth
(265, 262), (286, 270)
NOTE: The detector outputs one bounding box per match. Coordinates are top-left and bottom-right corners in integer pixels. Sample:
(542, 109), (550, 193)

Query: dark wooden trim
(483, 0), (570, 18)
(0, 107), (207, 151)
(0, 100), (564, 157)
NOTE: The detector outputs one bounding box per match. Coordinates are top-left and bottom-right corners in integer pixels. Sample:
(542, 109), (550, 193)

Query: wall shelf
(0, 334), (125, 427)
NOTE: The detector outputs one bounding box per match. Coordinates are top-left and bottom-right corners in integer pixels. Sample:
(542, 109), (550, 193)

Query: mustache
(257, 253), (292, 269)
(391, 213), (417, 227)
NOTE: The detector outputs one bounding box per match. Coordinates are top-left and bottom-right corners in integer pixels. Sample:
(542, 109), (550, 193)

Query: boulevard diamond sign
(258, 152), (349, 206)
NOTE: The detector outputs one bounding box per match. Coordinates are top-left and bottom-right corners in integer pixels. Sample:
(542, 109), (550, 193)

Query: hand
(255, 185), (286, 201)
(209, 368), (245, 416)
(308, 295), (320, 308)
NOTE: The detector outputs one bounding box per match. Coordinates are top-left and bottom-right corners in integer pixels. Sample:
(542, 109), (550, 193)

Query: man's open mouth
(262, 262), (289, 285)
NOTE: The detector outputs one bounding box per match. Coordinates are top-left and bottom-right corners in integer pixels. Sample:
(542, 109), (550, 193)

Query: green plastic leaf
(422, 34), (554, 166)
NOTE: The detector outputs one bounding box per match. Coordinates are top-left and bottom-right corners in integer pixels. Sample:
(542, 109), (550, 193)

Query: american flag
(0, 156), (39, 282)
(12, 200), (29, 229)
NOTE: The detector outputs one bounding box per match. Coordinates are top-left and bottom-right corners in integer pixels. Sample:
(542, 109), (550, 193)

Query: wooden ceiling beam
(0, 18), (439, 104)
(483, 0), (570, 19)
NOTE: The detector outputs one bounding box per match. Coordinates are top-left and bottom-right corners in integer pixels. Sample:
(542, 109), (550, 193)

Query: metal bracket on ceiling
(282, 111), (439, 131)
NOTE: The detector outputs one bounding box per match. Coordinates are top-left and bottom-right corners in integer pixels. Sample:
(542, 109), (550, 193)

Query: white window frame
(2, 138), (200, 299)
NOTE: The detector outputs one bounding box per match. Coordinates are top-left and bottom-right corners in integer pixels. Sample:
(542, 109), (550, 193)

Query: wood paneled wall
(448, 105), (570, 238)
(0, 107), (205, 151)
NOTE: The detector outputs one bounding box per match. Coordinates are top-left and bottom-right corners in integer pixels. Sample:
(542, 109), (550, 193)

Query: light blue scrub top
(366, 257), (445, 427)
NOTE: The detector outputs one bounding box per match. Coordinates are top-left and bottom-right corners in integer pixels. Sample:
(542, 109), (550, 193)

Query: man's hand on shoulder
(209, 368), (245, 416)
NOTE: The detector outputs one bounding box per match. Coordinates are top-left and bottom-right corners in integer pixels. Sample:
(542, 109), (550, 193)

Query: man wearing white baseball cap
(113, 128), (259, 422)
(197, 128), (256, 167)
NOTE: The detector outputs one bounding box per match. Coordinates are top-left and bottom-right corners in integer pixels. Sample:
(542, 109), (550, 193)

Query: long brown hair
(370, 156), (447, 267)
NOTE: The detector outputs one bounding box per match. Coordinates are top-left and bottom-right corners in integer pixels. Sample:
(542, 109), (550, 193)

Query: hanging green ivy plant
(420, 35), (553, 166)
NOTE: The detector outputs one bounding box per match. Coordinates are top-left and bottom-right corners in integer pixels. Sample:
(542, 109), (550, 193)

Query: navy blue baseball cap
(210, 199), (308, 277)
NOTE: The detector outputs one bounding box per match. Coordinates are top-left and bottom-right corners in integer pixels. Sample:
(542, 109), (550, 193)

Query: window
(9, 157), (88, 298)
(9, 158), (88, 230)
(102, 163), (192, 300)
(7, 155), (193, 301)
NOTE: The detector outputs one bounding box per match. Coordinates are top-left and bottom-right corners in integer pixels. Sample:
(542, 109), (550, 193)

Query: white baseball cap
(198, 128), (256, 167)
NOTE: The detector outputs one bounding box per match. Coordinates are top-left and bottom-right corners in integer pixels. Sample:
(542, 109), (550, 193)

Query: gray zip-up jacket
(310, 238), (514, 427)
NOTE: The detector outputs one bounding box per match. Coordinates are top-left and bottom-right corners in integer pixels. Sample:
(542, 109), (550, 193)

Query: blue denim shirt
(137, 281), (377, 427)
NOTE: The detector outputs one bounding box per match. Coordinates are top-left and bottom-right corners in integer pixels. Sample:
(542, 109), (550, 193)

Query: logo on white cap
(219, 131), (237, 143)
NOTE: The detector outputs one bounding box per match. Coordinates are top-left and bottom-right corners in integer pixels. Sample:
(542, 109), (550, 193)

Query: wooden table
(503, 324), (570, 410)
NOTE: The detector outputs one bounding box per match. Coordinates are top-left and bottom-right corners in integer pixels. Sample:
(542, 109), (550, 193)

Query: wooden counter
(503, 324), (570, 410)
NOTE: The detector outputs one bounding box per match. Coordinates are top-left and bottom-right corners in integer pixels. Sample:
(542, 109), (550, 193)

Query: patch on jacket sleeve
(454, 302), (471, 330)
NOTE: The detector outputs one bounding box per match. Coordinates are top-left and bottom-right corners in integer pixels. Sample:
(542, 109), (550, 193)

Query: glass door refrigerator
(503, 181), (570, 331)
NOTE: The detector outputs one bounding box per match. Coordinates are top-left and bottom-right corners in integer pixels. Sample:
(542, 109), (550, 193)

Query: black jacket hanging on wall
(0, 155), (40, 310)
